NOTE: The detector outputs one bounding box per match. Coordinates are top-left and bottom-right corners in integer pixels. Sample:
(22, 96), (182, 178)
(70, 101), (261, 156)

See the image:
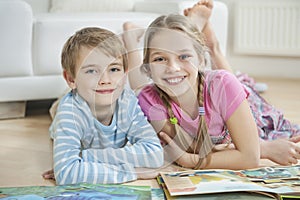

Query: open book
(159, 165), (300, 199)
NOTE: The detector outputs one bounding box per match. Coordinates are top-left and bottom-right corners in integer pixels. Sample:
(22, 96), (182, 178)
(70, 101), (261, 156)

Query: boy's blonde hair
(61, 27), (128, 78)
(142, 14), (214, 169)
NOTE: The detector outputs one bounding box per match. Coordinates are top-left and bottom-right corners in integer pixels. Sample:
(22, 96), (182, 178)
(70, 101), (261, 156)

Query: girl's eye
(152, 57), (165, 62)
(110, 67), (121, 72)
(179, 54), (190, 60)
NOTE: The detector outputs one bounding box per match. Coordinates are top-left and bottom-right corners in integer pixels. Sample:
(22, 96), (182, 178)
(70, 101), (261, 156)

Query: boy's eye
(86, 69), (98, 74)
(109, 63), (123, 72)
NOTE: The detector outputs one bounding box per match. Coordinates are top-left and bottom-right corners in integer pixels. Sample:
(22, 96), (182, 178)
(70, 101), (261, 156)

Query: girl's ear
(63, 70), (76, 89)
(141, 63), (152, 78)
(197, 52), (209, 72)
(202, 51), (211, 70)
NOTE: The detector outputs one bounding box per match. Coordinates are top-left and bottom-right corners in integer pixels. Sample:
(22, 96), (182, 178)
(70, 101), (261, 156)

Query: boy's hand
(42, 169), (55, 180)
(135, 168), (159, 179)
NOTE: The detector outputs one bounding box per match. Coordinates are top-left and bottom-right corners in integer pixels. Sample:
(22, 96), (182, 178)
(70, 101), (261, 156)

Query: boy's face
(66, 46), (126, 110)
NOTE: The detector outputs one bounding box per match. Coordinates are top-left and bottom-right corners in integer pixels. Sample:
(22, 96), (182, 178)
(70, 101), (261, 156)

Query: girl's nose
(166, 59), (181, 72)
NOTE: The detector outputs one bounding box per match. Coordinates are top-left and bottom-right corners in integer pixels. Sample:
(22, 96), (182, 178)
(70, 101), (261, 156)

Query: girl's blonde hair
(142, 14), (214, 169)
(61, 27), (128, 78)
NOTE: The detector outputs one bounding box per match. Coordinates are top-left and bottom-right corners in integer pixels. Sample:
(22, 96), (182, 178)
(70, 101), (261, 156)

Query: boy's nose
(98, 72), (111, 84)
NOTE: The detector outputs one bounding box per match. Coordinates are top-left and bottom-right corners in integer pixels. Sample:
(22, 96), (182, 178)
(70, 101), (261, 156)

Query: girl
(124, 0), (300, 169)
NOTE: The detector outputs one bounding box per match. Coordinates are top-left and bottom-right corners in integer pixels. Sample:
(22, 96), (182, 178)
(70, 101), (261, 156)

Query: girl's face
(67, 46), (126, 110)
(147, 29), (202, 98)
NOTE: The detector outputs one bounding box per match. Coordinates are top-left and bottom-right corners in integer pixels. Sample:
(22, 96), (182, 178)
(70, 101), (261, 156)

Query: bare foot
(184, 0), (231, 71)
(122, 22), (145, 52)
(183, 0), (213, 32)
(183, 0), (216, 51)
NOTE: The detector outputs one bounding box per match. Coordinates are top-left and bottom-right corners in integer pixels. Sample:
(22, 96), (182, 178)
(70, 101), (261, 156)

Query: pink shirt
(138, 70), (248, 144)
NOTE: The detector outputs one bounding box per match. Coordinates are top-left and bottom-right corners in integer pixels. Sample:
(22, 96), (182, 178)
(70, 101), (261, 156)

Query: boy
(47, 27), (163, 185)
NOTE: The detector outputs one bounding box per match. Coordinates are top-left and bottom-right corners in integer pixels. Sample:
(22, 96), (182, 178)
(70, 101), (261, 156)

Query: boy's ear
(63, 70), (76, 89)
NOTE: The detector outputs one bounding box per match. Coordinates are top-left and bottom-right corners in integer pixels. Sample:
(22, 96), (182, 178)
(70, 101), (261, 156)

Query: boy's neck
(93, 103), (116, 126)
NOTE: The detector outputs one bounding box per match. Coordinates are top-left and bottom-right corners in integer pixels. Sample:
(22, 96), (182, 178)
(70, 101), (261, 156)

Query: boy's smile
(94, 89), (115, 94)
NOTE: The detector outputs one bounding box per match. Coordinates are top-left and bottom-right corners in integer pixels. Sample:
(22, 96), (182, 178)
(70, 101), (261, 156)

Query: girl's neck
(171, 84), (200, 119)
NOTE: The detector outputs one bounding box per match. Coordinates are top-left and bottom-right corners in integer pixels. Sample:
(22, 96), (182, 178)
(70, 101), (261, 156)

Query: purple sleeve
(205, 70), (249, 122)
(138, 85), (168, 121)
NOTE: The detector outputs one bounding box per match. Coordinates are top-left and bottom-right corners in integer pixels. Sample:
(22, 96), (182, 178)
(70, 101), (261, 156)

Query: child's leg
(122, 22), (144, 52)
(184, 0), (232, 72)
(122, 22), (149, 92)
(183, 0), (213, 33)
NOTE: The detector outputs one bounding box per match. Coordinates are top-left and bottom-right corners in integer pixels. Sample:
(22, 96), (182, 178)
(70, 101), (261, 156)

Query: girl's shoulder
(204, 70), (241, 89)
(204, 69), (235, 83)
(138, 84), (160, 101)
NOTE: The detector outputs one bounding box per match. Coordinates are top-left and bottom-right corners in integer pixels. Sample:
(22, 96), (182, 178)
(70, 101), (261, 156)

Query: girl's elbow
(244, 152), (260, 169)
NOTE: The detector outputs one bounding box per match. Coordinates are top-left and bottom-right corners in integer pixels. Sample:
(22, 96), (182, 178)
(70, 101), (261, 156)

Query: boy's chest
(81, 128), (128, 149)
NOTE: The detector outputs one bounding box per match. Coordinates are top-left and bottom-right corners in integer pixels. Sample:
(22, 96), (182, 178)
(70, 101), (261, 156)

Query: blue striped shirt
(50, 87), (163, 185)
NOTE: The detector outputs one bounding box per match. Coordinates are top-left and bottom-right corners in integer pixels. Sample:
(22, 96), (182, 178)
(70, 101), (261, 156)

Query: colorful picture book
(0, 183), (155, 200)
(159, 165), (300, 199)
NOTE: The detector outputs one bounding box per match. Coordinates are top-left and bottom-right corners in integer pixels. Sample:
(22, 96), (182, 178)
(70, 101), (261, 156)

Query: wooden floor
(0, 77), (299, 187)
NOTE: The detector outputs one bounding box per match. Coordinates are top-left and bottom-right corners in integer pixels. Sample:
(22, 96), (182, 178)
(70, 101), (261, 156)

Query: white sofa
(0, 0), (228, 118)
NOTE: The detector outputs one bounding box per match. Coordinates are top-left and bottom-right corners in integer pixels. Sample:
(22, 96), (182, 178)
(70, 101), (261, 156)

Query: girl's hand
(159, 132), (186, 164)
(42, 169), (55, 180)
(159, 132), (198, 168)
(261, 139), (300, 165)
(289, 135), (300, 143)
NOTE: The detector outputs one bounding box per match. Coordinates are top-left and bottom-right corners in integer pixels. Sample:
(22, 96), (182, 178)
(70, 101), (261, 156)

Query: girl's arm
(159, 99), (260, 170)
(260, 137), (300, 165)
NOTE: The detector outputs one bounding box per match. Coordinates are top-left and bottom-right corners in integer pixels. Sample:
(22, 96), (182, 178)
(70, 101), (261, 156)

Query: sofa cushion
(50, 0), (139, 12)
(32, 12), (159, 76)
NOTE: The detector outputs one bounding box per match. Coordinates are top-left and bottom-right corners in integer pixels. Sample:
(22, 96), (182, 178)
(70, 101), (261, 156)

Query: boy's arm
(82, 98), (164, 169)
(53, 111), (137, 185)
(82, 113), (164, 168)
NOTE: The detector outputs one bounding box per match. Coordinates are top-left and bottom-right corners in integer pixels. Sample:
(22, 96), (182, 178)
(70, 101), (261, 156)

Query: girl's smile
(163, 76), (186, 85)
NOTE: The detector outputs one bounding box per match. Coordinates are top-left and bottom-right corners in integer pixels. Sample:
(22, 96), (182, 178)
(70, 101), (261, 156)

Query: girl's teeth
(166, 77), (183, 83)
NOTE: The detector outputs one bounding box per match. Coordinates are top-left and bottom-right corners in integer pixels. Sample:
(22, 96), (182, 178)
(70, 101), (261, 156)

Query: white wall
(218, 0), (300, 79)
